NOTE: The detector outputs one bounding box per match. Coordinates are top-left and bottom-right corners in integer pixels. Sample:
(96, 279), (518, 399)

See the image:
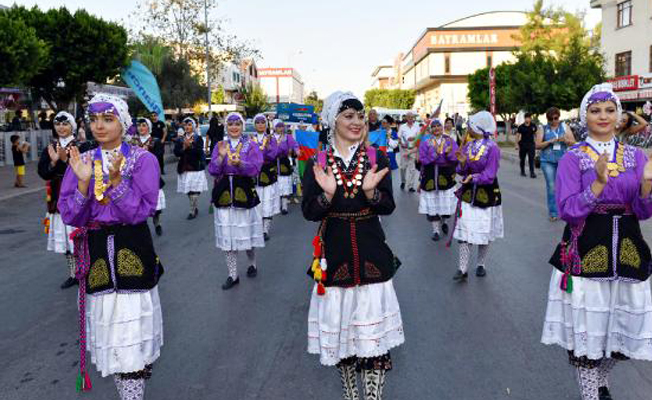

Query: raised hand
(643, 157), (652, 181)
(362, 164), (390, 192)
(69, 146), (92, 183)
(57, 144), (68, 163)
(456, 150), (467, 163)
(595, 152), (609, 184)
(48, 144), (59, 165)
(108, 153), (124, 187)
(461, 175), (473, 184)
(313, 164), (337, 196)
(218, 141), (227, 159)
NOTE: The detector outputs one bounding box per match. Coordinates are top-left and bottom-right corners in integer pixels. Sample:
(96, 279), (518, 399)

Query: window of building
(615, 51), (632, 76)
(617, 1), (632, 28)
(487, 55), (493, 68)
(445, 55), (450, 74)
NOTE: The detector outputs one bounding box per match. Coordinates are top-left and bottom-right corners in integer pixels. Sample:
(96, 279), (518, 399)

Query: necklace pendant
(347, 181), (353, 187)
(337, 180), (343, 186)
(343, 191), (349, 198)
(609, 170), (619, 177)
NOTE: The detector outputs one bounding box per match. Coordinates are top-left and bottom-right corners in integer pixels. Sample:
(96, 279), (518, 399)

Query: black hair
(524, 112), (532, 119)
(445, 117), (454, 125)
(10, 134), (20, 144)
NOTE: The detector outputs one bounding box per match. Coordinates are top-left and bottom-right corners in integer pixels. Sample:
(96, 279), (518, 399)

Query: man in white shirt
(398, 112), (420, 191)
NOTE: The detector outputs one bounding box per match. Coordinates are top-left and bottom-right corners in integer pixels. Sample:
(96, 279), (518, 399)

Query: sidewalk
(0, 163), (44, 202)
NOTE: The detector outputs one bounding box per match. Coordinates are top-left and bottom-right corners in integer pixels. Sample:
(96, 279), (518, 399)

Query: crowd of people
(26, 81), (652, 400)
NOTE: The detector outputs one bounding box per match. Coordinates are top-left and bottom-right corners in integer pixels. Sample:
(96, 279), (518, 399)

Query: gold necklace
(468, 141), (486, 161)
(227, 140), (243, 163)
(582, 144), (626, 177)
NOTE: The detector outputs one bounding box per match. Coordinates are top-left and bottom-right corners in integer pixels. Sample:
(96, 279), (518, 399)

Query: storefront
(609, 74), (652, 111)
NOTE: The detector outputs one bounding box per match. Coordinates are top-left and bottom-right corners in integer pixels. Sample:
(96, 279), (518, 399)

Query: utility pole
(204, 0), (212, 117)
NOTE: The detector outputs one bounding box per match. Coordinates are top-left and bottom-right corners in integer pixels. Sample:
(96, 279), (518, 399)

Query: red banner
(489, 68), (496, 116)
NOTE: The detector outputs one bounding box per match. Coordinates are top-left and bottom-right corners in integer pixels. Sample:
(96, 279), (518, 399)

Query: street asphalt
(2, 159), (652, 400)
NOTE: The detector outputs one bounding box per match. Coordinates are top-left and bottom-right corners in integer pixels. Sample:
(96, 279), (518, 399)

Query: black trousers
(519, 144), (535, 174)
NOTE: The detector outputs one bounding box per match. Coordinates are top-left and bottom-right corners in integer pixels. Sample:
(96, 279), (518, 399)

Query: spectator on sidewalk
(618, 111), (649, 141)
(151, 111), (168, 174)
(515, 113), (538, 178)
(11, 134), (29, 187)
(10, 111), (22, 131)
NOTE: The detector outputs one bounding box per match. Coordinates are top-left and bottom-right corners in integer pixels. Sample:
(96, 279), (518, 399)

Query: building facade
(370, 66), (394, 89)
(370, 11), (528, 117)
(258, 68), (304, 104)
(592, 0), (652, 108)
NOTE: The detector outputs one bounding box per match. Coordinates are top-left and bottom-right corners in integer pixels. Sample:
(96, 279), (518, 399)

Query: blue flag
(122, 60), (164, 116)
(368, 130), (388, 148)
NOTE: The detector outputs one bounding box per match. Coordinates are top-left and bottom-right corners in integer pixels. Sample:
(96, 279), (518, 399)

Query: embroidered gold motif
(462, 190), (472, 203)
(425, 179), (435, 191)
(620, 238), (641, 269)
(89, 259), (110, 289)
(364, 261), (382, 278)
(218, 191), (231, 206)
(582, 245), (609, 274)
(117, 249), (144, 277)
(280, 165), (289, 174)
(260, 172), (269, 184)
(235, 187), (247, 202)
(438, 175), (448, 187)
(476, 188), (489, 204)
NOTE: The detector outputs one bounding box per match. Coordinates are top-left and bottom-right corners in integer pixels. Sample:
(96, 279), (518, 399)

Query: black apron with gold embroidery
(257, 162), (278, 187)
(549, 211), (652, 281)
(458, 178), (502, 208)
(86, 222), (164, 294)
(420, 164), (456, 191)
(212, 175), (261, 209)
(278, 157), (293, 176)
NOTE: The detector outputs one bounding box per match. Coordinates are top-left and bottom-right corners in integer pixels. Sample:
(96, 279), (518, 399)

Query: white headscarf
(54, 111), (77, 134)
(321, 91), (359, 130)
(580, 83), (622, 127)
(137, 117), (152, 134)
(87, 93), (132, 134)
(468, 111), (496, 138)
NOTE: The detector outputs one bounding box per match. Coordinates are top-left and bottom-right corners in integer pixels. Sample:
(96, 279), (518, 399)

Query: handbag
(534, 152), (541, 169)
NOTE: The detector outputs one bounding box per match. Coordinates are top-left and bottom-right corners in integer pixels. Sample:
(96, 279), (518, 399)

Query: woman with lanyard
(536, 107), (576, 222)
(209, 112), (264, 290)
(58, 94), (164, 399)
(302, 91), (404, 400)
(38, 111), (94, 289)
(418, 118), (458, 241)
(541, 83), (652, 400)
(174, 117), (208, 220)
(451, 111), (504, 281)
(131, 118), (166, 236)
(252, 113), (280, 240)
(273, 119), (300, 215)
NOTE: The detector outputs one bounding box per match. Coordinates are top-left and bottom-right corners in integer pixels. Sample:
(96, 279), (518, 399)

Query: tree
(467, 63), (519, 121)
(0, 13), (48, 86)
(4, 6), (130, 110)
(131, 35), (170, 76)
(211, 85), (225, 104)
(364, 89), (416, 109)
(157, 55), (206, 111)
(133, 0), (259, 83)
(241, 83), (268, 117)
(305, 91), (323, 113)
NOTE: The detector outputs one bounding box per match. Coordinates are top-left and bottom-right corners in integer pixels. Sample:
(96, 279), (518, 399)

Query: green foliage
(0, 13), (48, 86)
(305, 91), (323, 113)
(157, 54), (206, 110)
(211, 85), (225, 104)
(131, 35), (170, 76)
(3, 6), (130, 109)
(364, 89), (416, 110)
(241, 83), (268, 117)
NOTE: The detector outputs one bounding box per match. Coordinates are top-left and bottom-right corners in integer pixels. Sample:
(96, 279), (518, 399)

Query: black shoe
(598, 387), (612, 400)
(264, 232), (270, 241)
(530, 172), (537, 178)
(221, 276), (240, 290)
(155, 225), (163, 236)
(409, 188), (416, 193)
(476, 265), (487, 277)
(400, 183), (405, 191)
(60, 277), (78, 289)
(187, 213), (195, 220)
(520, 171), (526, 177)
(281, 209), (288, 215)
(431, 232), (440, 242)
(453, 270), (468, 282)
(441, 223), (449, 235)
(246, 265), (258, 278)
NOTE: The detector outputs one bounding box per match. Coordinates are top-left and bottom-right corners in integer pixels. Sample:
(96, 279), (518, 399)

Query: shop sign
(609, 75), (639, 92)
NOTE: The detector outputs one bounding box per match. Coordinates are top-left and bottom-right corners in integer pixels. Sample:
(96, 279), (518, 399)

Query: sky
(6, 0), (601, 99)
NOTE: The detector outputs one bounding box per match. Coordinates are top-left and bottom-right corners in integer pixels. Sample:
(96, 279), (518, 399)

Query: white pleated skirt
(307, 280), (405, 366)
(156, 189), (166, 211)
(418, 187), (457, 216)
(177, 171), (208, 193)
(453, 203), (504, 245)
(541, 269), (652, 361)
(46, 213), (74, 254)
(85, 286), (164, 377)
(213, 206), (265, 251)
(277, 175), (294, 197)
(256, 184), (281, 218)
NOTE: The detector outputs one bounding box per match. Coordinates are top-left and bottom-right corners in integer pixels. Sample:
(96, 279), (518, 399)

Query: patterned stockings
(431, 219), (441, 234)
(65, 252), (75, 278)
(337, 364), (360, 400)
(281, 197), (289, 212)
(113, 376), (145, 400)
(225, 251), (238, 279)
(361, 369), (386, 400)
(477, 244), (489, 267)
(263, 218), (272, 234)
(575, 358), (618, 400)
(188, 192), (199, 213)
(459, 242), (471, 273)
(246, 249), (256, 268)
